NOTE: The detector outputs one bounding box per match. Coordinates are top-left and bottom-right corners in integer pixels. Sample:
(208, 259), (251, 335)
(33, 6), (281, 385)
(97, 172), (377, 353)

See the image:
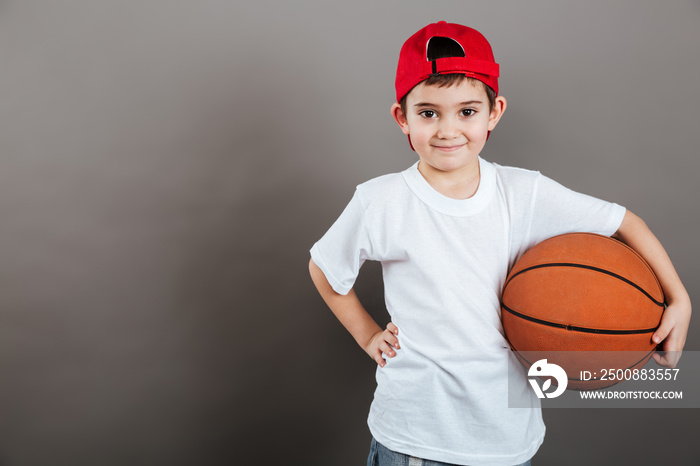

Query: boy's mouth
(431, 143), (466, 152)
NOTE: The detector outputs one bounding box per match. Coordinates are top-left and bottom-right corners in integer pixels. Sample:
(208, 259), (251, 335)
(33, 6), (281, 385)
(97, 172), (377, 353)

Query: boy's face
(391, 79), (506, 177)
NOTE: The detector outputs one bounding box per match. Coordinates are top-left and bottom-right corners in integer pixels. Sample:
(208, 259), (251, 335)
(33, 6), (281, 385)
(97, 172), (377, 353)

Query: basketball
(501, 233), (665, 390)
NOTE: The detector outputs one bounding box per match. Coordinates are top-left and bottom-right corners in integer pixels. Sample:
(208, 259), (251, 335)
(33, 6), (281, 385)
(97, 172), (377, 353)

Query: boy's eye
(419, 110), (436, 118)
(461, 109), (476, 117)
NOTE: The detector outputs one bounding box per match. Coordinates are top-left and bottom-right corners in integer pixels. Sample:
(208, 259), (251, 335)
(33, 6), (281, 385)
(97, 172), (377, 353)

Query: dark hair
(399, 74), (496, 116)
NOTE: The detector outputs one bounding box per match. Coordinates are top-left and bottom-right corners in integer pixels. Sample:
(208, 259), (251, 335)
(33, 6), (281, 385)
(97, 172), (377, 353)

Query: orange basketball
(501, 233), (665, 390)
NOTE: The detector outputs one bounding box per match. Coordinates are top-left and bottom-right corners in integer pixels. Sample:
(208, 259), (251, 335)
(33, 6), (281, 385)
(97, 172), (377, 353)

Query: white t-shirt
(310, 157), (626, 466)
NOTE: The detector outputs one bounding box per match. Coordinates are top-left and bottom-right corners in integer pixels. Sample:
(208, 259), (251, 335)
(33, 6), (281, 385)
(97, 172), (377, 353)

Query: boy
(309, 22), (690, 466)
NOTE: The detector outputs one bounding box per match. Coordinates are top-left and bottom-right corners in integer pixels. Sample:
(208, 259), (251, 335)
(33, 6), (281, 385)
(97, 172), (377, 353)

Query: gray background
(1, 1), (699, 465)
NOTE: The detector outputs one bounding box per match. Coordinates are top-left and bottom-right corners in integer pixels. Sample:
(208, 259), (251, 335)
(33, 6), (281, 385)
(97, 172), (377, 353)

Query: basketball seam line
(505, 262), (665, 307)
(501, 303), (660, 335)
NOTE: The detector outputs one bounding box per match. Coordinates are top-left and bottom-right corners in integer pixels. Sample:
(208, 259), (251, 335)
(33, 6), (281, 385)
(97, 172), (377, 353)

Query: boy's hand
(365, 322), (400, 368)
(652, 300), (692, 368)
(612, 211), (691, 369)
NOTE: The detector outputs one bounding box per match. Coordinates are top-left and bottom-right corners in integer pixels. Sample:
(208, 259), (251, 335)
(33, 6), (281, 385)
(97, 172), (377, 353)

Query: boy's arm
(309, 258), (400, 367)
(612, 210), (692, 367)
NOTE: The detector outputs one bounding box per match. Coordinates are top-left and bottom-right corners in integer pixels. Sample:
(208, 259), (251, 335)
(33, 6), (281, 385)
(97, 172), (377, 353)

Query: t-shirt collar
(401, 156), (496, 217)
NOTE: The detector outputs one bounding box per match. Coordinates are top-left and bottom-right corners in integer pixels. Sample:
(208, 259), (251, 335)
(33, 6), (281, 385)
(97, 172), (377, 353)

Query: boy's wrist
(666, 296), (692, 313)
(359, 325), (383, 352)
(663, 286), (691, 309)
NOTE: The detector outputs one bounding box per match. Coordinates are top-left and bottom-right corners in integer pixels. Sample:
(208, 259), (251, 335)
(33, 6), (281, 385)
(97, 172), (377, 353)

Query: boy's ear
(487, 95), (507, 131)
(391, 103), (410, 135)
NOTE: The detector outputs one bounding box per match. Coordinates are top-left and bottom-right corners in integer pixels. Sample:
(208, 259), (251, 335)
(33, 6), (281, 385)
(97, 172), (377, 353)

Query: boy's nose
(436, 117), (460, 139)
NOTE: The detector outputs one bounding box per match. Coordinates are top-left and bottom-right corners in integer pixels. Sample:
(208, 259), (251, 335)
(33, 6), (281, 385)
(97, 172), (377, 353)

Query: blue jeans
(367, 438), (532, 466)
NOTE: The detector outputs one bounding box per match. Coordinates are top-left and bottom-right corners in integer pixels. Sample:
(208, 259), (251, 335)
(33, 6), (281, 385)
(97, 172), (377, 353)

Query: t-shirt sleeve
(310, 189), (374, 295)
(527, 173), (626, 246)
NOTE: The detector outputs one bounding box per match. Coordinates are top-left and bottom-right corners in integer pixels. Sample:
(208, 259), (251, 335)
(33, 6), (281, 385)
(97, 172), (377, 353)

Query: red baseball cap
(395, 21), (500, 103)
